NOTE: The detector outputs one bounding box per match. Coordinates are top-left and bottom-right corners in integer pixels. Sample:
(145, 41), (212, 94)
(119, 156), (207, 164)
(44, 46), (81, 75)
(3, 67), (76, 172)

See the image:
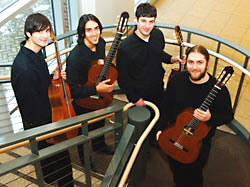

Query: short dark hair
(24, 13), (52, 40)
(77, 14), (103, 44)
(135, 3), (157, 19)
(187, 45), (210, 62)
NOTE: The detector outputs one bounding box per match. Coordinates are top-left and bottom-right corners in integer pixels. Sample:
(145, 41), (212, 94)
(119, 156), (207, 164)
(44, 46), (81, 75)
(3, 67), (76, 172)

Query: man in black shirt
(116, 3), (182, 146)
(157, 45), (234, 187)
(66, 14), (114, 157)
(117, 3), (183, 186)
(11, 13), (73, 186)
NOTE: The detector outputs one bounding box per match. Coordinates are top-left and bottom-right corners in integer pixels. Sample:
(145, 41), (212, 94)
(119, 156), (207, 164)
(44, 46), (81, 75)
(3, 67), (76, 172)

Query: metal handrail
(1, 22), (249, 75)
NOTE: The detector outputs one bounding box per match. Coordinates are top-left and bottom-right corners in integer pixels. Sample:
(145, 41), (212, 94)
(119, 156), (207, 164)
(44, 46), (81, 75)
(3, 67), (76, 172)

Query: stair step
(0, 105), (9, 113)
(0, 118), (12, 126)
(0, 119), (13, 134)
(0, 112), (11, 121)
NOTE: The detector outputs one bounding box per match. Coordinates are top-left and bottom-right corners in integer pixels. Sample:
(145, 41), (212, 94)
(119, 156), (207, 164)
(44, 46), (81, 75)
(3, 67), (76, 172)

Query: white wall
(78, 0), (134, 25)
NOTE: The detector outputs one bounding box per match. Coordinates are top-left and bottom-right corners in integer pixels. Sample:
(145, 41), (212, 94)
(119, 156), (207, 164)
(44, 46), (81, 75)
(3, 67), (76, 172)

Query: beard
(188, 69), (207, 81)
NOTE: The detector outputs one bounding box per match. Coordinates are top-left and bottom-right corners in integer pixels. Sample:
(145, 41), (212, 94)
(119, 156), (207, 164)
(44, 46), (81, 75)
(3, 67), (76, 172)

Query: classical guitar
(47, 33), (77, 144)
(158, 66), (234, 163)
(75, 11), (129, 110)
(169, 25), (184, 80)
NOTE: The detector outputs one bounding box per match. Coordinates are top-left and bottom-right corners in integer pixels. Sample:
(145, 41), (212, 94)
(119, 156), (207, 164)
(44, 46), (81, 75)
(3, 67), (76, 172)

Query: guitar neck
(54, 40), (63, 73)
(98, 32), (122, 82)
(179, 45), (183, 71)
(200, 85), (221, 111)
(180, 45), (183, 59)
(53, 39), (69, 105)
(106, 32), (123, 64)
(189, 84), (221, 128)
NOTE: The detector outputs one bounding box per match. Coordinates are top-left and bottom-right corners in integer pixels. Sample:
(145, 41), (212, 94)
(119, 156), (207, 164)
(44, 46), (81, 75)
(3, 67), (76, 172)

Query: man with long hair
(157, 45), (234, 187)
(66, 14), (114, 165)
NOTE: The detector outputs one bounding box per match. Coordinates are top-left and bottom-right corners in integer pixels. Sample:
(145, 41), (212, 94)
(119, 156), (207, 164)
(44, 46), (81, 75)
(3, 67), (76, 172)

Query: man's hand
(53, 69), (67, 80)
(96, 79), (113, 93)
(60, 70), (67, 80)
(193, 108), (211, 122)
(135, 98), (146, 106)
(171, 55), (186, 64)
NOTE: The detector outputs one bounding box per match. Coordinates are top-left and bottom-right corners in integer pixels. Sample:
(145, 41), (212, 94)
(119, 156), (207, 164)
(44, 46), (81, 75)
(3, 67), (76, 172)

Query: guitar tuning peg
(116, 15), (120, 22)
(173, 32), (176, 38)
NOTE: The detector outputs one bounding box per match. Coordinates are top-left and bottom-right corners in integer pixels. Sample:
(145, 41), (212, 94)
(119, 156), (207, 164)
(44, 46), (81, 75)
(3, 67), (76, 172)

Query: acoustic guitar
(158, 66), (234, 164)
(75, 11), (129, 110)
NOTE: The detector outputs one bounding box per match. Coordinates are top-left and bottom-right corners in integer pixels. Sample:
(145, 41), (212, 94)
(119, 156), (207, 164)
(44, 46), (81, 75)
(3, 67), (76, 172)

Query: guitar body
(75, 60), (118, 110)
(47, 79), (78, 144)
(158, 108), (209, 164)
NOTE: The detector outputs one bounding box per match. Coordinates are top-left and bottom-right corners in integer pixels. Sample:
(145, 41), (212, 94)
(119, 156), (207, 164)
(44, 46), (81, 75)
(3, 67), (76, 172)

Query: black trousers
(133, 85), (164, 144)
(24, 122), (74, 186)
(38, 140), (74, 186)
(167, 140), (212, 187)
(72, 101), (107, 163)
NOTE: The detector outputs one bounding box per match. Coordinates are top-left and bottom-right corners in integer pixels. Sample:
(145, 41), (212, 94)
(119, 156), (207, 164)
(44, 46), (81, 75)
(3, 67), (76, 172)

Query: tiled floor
(153, 0), (250, 132)
(155, 0), (250, 51)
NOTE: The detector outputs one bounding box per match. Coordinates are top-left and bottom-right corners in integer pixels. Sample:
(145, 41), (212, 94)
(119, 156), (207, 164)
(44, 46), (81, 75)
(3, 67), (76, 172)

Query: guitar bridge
(90, 95), (104, 99)
(169, 139), (188, 152)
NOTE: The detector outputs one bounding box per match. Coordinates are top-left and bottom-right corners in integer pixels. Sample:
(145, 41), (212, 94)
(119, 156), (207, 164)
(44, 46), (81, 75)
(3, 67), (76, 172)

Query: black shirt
(66, 37), (106, 99)
(116, 28), (172, 103)
(11, 41), (52, 128)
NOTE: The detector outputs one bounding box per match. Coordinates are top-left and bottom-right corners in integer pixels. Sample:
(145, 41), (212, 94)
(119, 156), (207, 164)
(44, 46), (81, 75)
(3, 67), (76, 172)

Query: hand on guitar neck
(53, 68), (67, 80)
(96, 79), (114, 93)
(193, 108), (211, 122)
(171, 55), (186, 64)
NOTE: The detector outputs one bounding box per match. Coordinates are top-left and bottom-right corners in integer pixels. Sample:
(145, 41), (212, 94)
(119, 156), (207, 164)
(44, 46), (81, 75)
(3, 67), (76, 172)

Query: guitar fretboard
(97, 32), (123, 82)
(188, 85), (221, 128)
(53, 38), (70, 107)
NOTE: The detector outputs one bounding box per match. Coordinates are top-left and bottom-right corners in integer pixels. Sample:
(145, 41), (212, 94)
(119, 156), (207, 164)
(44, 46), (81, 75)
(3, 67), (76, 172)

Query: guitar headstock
(117, 11), (129, 34)
(175, 25), (183, 46)
(216, 66), (234, 88)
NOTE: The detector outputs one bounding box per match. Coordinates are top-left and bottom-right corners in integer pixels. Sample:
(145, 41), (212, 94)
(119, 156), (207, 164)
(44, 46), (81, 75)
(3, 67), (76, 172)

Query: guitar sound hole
(183, 125), (195, 136)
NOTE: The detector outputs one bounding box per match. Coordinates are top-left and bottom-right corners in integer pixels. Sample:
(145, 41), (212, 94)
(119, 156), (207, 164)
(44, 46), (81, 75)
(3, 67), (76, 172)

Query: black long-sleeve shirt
(66, 38), (106, 99)
(116, 28), (172, 103)
(159, 71), (234, 140)
(11, 41), (52, 128)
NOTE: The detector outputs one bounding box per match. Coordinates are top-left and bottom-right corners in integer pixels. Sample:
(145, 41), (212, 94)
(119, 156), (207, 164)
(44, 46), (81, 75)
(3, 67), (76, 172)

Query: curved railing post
(233, 56), (249, 113)
(213, 42), (221, 76)
(127, 106), (151, 184)
(118, 101), (160, 187)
